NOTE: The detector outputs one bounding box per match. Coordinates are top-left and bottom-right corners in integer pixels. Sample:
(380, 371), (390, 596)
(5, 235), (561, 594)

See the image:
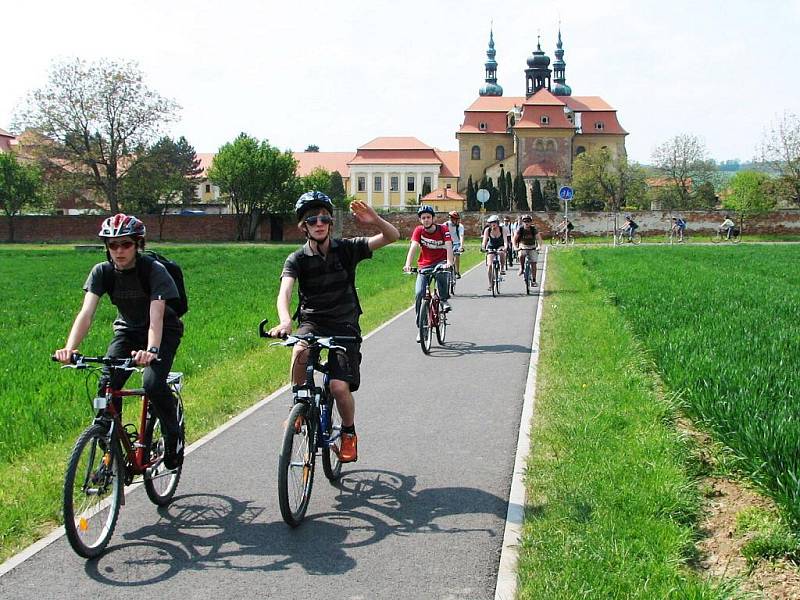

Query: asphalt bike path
(1, 258), (543, 600)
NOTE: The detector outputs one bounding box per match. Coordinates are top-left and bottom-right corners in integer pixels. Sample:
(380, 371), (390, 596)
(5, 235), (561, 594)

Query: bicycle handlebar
(404, 264), (450, 275)
(258, 319), (361, 344)
(51, 353), (149, 369)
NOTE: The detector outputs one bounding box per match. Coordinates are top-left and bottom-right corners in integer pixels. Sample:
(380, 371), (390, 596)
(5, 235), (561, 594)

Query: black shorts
(295, 321), (362, 392)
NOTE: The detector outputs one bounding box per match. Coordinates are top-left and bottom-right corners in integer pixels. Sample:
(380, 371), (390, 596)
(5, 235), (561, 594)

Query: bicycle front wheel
(419, 299), (432, 355)
(143, 407), (182, 506)
(524, 263), (531, 295)
(321, 395), (342, 481)
(63, 423), (124, 558)
(278, 402), (315, 527)
(435, 305), (448, 345)
(632, 233), (642, 245)
(494, 265), (501, 296)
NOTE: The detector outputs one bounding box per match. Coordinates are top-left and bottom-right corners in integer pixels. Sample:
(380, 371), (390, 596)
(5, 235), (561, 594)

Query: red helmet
(448, 211), (460, 219)
(98, 214), (146, 239)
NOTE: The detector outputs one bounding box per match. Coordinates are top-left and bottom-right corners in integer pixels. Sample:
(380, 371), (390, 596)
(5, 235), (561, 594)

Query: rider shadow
(428, 340), (530, 357)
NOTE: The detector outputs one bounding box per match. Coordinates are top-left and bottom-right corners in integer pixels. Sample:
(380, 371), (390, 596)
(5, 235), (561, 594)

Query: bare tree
(651, 134), (715, 209)
(758, 112), (800, 205)
(13, 58), (179, 213)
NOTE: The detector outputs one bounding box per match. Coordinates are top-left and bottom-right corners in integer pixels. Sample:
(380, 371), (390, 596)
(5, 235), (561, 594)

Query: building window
(540, 115), (549, 125)
(471, 145), (481, 160)
(357, 176), (366, 192)
(594, 122), (604, 131)
(390, 176), (399, 192)
(575, 146), (586, 156)
(374, 175), (382, 192)
(535, 139), (545, 151)
(546, 139), (556, 152)
(407, 175), (415, 192)
(495, 145), (505, 161)
(205, 184), (211, 193)
(479, 122), (487, 130)
(446, 183), (451, 189)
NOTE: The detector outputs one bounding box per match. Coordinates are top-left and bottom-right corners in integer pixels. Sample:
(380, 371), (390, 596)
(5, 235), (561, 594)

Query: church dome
(552, 82), (572, 96)
(480, 82), (504, 96)
(526, 41), (550, 68)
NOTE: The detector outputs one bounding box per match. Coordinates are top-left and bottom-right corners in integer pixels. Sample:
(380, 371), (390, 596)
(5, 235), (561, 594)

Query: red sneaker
(339, 433), (358, 463)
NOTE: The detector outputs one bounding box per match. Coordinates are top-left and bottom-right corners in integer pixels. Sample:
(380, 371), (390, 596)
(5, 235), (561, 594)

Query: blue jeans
(415, 265), (449, 319)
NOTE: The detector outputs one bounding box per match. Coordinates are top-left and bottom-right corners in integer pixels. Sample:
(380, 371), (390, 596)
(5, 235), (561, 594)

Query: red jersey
(411, 224), (451, 268)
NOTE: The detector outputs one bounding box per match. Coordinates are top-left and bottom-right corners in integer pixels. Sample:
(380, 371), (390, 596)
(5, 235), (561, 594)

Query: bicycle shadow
(425, 340), (530, 357)
(83, 469), (508, 586)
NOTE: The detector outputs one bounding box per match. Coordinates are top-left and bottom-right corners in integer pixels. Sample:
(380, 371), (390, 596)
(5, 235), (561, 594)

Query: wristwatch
(147, 346), (160, 355)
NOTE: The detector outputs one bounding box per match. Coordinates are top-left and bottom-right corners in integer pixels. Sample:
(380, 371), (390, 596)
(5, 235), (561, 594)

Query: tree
(329, 171), (347, 208)
(531, 180), (545, 211)
(0, 152), (46, 241)
(13, 58), (179, 214)
(505, 171), (513, 210)
(651, 134), (715, 209)
(304, 145), (320, 152)
(498, 167), (507, 209)
(572, 147), (647, 211)
(302, 166), (333, 197)
(692, 181), (718, 209)
(207, 133), (298, 240)
(759, 112), (800, 205)
(723, 170), (776, 229)
(543, 178), (560, 211)
(513, 174), (528, 210)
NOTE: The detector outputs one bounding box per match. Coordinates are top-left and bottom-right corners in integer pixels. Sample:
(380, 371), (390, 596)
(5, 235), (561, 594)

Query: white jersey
(445, 221), (464, 249)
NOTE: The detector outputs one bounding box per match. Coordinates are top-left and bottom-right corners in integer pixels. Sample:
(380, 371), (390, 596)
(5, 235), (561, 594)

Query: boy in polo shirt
(403, 205), (455, 332)
(269, 192), (399, 463)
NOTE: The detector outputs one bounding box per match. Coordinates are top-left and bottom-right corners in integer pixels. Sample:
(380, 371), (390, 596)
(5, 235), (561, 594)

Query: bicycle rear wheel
(321, 395), (342, 481)
(493, 264), (501, 296)
(632, 233), (642, 245)
(278, 402), (315, 527)
(63, 423), (124, 558)
(419, 299), (432, 354)
(435, 304), (448, 345)
(524, 262), (531, 295)
(143, 402), (183, 506)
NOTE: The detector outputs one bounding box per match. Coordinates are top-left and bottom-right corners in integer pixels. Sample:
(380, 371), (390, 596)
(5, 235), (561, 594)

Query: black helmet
(295, 191), (334, 220)
(417, 204), (435, 216)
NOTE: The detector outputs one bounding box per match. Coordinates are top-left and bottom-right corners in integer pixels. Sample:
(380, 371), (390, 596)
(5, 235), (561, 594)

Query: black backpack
(102, 251), (188, 317)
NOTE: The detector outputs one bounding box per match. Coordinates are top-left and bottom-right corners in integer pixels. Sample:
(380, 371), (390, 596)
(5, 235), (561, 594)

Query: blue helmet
(417, 204), (435, 216)
(295, 191), (334, 220)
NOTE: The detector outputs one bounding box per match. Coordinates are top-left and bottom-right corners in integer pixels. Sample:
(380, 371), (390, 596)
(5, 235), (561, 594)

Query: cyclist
(719, 214), (736, 239)
(502, 216), (514, 267)
(514, 214), (543, 285)
(481, 214), (507, 287)
(269, 192), (399, 463)
(53, 214), (185, 469)
(555, 216), (574, 243)
(403, 205), (455, 335)
(444, 211), (465, 279)
(672, 216), (687, 241)
(620, 215), (639, 242)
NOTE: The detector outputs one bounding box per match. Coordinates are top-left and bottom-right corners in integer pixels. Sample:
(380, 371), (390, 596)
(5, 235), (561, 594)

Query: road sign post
(477, 189), (490, 227)
(559, 186), (574, 220)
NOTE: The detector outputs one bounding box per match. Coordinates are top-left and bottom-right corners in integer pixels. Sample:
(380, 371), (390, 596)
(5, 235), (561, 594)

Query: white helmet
(487, 215), (500, 224)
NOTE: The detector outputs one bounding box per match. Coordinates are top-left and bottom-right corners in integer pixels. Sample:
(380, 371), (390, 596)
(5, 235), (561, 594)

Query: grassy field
(518, 250), (726, 597)
(0, 242), (484, 560)
(579, 245), (800, 527)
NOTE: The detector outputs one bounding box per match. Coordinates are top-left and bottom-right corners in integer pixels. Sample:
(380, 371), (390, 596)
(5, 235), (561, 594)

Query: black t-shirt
(281, 237), (372, 327)
(84, 259), (183, 335)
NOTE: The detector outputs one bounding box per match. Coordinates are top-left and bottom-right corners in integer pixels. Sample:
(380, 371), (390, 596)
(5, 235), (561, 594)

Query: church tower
(552, 28), (572, 96)
(479, 29), (503, 97)
(525, 36), (551, 97)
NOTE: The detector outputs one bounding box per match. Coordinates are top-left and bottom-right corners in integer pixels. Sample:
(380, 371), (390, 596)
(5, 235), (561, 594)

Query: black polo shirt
(281, 237), (372, 327)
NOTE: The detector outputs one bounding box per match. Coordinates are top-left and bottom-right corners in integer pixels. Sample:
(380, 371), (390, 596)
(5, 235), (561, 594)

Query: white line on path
(494, 247), (548, 600)
(0, 262), (482, 577)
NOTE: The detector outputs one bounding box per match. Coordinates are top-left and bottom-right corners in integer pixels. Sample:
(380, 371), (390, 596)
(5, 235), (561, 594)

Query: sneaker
(500, 270), (506, 275)
(441, 301), (451, 312)
(533, 280), (538, 287)
(339, 433), (358, 463)
(416, 331), (421, 343)
(455, 272), (461, 279)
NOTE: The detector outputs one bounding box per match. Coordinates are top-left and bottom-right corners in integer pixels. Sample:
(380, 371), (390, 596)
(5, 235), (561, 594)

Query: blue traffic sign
(559, 186), (574, 201)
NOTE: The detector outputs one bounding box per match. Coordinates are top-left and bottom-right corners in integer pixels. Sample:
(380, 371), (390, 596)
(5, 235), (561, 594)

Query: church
(457, 28), (627, 201)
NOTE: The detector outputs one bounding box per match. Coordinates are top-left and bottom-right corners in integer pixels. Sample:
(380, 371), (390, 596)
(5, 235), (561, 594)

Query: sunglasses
(304, 215), (333, 225)
(107, 240), (135, 250)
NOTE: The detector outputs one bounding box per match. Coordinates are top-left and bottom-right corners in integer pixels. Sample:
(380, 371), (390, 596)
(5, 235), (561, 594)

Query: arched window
(471, 145), (481, 160)
(575, 146), (586, 156)
(546, 139), (556, 152)
(495, 145), (505, 161)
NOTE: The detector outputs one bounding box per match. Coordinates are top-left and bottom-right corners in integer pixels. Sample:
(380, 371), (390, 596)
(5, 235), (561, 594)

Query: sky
(2, 0), (800, 164)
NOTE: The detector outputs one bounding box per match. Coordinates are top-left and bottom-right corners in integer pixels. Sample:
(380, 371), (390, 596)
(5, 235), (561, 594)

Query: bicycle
(711, 228), (741, 243)
(259, 320), (360, 526)
(448, 247), (463, 297)
(667, 227), (687, 244)
(550, 231), (575, 246)
(615, 229), (642, 245)
(482, 249), (502, 297)
(519, 248), (539, 295)
(406, 264), (449, 355)
(53, 353), (184, 558)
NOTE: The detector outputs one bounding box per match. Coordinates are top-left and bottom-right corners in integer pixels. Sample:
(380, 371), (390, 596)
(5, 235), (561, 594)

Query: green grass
(0, 242), (483, 561)
(518, 250), (728, 598)
(578, 245), (800, 528)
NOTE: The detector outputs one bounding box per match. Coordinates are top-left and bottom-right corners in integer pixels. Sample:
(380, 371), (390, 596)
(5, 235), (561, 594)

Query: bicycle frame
(416, 268), (443, 328)
(292, 344), (337, 452)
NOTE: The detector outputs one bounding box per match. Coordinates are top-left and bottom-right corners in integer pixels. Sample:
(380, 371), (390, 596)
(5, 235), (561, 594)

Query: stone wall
(3, 210), (800, 243)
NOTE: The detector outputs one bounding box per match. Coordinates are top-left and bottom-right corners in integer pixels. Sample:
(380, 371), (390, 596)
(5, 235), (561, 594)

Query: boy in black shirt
(269, 192), (399, 462)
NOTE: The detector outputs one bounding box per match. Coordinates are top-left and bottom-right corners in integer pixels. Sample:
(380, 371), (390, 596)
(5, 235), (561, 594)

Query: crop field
(578, 244), (800, 526)
(0, 242), (484, 558)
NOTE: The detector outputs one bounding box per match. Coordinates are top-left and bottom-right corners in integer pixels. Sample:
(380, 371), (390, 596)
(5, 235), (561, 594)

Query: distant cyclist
(555, 216), (574, 243)
(269, 192), (400, 463)
(445, 211), (465, 278)
(53, 214), (185, 469)
(502, 216), (514, 266)
(672, 216), (687, 241)
(719, 215), (736, 240)
(403, 205), (455, 336)
(481, 214), (507, 287)
(514, 215), (543, 285)
(621, 215), (639, 242)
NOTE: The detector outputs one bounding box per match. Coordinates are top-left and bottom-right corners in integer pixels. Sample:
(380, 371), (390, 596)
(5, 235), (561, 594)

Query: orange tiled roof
(422, 187), (464, 201)
(293, 152), (354, 176)
(515, 105), (574, 129)
(435, 150), (459, 178)
(562, 96), (614, 111)
(458, 111), (509, 134)
(577, 111), (628, 135)
(0, 128), (14, 138)
(464, 96), (525, 112)
(522, 88), (566, 107)
(522, 162), (562, 178)
(358, 137), (432, 150)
